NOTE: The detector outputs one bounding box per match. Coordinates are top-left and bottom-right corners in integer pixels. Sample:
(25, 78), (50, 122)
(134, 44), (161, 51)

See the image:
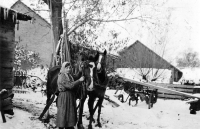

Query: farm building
(4, 2), (183, 83)
(0, 5), (31, 122)
(0, 5), (31, 89)
(110, 40), (183, 83)
(106, 40), (188, 99)
(11, 0), (52, 66)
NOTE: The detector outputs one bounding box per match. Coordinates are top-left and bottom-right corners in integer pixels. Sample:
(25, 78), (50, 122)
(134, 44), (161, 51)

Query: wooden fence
(121, 77), (195, 100)
(151, 83), (195, 99)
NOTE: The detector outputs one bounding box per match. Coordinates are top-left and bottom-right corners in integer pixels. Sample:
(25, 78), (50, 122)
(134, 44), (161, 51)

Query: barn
(106, 40), (188, 99)
(0, 5), (31, 122)
(109, 40), (183, 83)
(10, 0), (52, 66)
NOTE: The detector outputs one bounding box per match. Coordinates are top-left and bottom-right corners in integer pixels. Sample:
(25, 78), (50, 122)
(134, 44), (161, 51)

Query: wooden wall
(0, 14), (15, 90)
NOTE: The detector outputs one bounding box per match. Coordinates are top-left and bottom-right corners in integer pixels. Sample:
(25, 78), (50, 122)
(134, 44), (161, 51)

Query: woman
(56, 61), (85, 129)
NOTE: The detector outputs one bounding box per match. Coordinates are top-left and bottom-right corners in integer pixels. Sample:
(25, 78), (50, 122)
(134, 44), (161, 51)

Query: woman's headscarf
(60, 61), (71, 74)
(60, 61), (74, 81)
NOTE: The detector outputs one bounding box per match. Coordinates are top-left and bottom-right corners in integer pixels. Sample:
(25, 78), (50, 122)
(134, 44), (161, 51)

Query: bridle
(96, 54), (105, 73)
(79, 60), (95, 91)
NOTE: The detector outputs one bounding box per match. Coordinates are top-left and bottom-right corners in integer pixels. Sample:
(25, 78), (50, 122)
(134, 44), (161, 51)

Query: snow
(179, 67), (200, 84)
(27, 67), (48, 82)
(0, 108), (46, 129)
(1, 89), (200, 129)
(114, 68), (172, 83)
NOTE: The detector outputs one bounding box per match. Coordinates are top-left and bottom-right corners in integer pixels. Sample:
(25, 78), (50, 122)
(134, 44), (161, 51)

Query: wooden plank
(1, 81), (13, 87)
(0, 63), (14, 68)
(158, 94), (183, 99)
(186, 99), (200, 104)
(0, 57), (14, 63)
(158, 92), (184, 96)
(0, 39), (15, 46)
(122, 77), (200, 99)
(171, 85), (194, 89)
(39, 91), (57, 119)
(1, 85), (13, 89)
(158, 88), (193, 94)
(1, 72), (13, 78)
(150, 83), (194, 89)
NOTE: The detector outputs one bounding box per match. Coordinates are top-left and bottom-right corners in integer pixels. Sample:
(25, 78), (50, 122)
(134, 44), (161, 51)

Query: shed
(113, 40), (182, 82)
(0, 6), (31, 122)
(0, 5), (31, 90)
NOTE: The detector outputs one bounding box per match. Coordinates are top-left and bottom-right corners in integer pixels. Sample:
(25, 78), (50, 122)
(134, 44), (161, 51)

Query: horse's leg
(148, 93), (152, 109)
(96, 98), (104, 128)
(129, 97), (132, 106)
(135, 94), (139, 105)
(88, 95), (95, 129)
(151, 94), (156, 108)
(77, 97), (86, 129)
(45, 93), (51, 120)
(121, 94), (124, 103)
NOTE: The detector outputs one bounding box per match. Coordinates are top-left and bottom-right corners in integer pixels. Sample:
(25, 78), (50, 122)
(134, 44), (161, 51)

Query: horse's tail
(46, 71), (53, 103)
(46, 71), (51, 94)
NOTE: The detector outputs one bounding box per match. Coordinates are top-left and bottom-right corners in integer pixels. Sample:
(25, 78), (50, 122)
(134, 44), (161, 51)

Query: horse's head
(94, 50), (107, 73)
(79, 60), (96, 91)
(87, 50), (108, 87)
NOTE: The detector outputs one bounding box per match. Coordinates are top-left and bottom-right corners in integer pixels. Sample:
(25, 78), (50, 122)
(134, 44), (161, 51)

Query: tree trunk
(45, 0), (63, 66)
(44, 0), (73, 65)
(51, 0), (63, 48)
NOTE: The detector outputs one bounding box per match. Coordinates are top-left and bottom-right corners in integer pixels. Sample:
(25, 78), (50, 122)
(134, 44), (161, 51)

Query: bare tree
(39, 0), (170, 59)
(176, 49), (200, 68)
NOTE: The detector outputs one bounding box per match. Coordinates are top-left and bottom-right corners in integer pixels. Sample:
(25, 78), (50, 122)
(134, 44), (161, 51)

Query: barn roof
(0, 5), (31, 22)
(115, 40), (182, 81)
(10, 0), (50, 27)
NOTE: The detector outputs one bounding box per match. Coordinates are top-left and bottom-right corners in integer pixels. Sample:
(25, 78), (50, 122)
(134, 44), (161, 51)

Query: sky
(110, 0), (200, 64)
(1, 0), (200, 65)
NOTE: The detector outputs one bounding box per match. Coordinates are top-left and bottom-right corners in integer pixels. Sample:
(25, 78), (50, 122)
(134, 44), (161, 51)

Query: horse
(87, 50), (109, 129)
(41, 57), (96, 129)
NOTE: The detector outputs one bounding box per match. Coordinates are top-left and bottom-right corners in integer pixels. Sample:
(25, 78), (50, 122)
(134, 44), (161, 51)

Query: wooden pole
(65, 19), (71, 63)
(170, 68), (174, 84)
(62, 3), (70, 63)
(49, 0), (57, 67)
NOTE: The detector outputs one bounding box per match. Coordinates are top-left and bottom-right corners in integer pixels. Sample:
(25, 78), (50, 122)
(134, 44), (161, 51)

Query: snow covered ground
(1, 89), (200, 129)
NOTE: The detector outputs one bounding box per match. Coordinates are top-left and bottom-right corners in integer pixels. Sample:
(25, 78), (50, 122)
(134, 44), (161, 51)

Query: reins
(76, 61), (86, 100)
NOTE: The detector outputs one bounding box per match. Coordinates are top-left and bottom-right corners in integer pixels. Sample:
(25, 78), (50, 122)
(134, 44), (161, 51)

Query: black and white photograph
(1, 0), (200, 129)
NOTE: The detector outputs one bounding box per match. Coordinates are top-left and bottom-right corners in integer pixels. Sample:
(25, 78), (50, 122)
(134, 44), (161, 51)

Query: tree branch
(67, 18), (91, 36)
(91, 16), (150, 22)
(33, 9), (49, 12)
